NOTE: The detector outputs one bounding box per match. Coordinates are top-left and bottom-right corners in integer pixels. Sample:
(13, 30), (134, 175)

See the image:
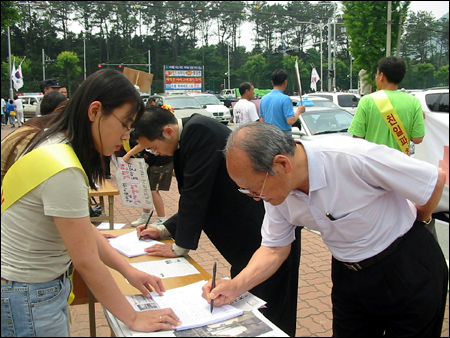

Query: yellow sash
(1, 143), (87, 213)
(371, 90), (410, 155)
(1, 143), (87, 306)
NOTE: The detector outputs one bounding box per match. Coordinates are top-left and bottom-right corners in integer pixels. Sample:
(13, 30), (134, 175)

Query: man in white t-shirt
(233, 82), (259, 127)
(13, 95), (24, 127)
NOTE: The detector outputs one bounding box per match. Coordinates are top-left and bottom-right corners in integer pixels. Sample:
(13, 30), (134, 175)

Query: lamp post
(8, 26), (13, 100)
(227, 44), (230, 89)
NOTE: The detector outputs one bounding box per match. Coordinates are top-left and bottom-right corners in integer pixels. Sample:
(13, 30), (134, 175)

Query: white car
(412, 88), (448, 219)
(19, 94), (44, 118)
(290, 95), (341, 109)
(291, 105), (354, 140)
(306, 92), (360, 115)
(188, 93), (232, 124)
(146, 94), (213, 120)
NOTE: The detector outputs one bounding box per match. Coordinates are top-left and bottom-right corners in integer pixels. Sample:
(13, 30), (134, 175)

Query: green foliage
(1, 1), (21, 32)
(56, 51), (82, 92)
(0, 1), (448, 98)
(434, 65), (449, 86)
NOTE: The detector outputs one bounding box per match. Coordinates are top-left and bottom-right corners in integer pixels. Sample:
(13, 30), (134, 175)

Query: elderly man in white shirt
(203, 122), (448, 337)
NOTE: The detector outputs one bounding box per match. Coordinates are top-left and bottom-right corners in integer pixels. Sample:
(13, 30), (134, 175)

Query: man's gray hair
(224, 122), (296, 174)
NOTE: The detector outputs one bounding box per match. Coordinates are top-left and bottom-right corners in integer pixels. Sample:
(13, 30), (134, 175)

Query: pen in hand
(138, 210), (154, 241)
(210, 262), (217, 313)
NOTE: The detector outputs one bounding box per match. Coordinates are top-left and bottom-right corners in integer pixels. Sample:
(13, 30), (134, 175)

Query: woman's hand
(125, 267), (166, 297)
(130, 308), (181, 332)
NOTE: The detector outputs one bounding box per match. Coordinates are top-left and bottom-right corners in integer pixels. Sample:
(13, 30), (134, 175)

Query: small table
(71, 229), (211, 337)
(89, 180), (119, 230)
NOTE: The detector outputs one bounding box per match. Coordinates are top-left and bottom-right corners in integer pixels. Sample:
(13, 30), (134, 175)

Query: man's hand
(145, 243), (178, 257)
(137, 225), (160, 240)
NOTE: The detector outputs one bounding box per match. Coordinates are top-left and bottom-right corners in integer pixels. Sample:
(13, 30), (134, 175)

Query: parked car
(214, 94), (238, 115)
(289, 95), (341, 109)
(19, 94), (44, 118)
(187, 93), (232, 124)
(146, 94), (213, 120)
(291, 105), (354, 140)
(413, 88), (448, 219)
(306, 92), (360, 115)
(411, 87), (449, 114)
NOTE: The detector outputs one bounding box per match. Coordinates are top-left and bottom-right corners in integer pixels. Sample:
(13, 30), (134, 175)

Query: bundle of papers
(104, 280), (289, 337)
(108, 231), (163, 257)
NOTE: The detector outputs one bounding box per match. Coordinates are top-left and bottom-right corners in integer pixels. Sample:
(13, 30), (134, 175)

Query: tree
(341, 1), (409, 91)
(434, 65), (449, 86)
(1, 1), (20, 32)
(411, 62), (435, 88)
(55, 51), (82, 94)
(241, 54), (267, 88)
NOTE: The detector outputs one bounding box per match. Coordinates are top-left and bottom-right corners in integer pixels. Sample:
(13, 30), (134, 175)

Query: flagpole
(295, 58), (302, 102)
(8, 26), (14, 100)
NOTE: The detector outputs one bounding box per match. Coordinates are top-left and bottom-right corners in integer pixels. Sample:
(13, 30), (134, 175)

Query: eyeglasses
(112, 113), (134, 135)
(238, 172), (269, 200)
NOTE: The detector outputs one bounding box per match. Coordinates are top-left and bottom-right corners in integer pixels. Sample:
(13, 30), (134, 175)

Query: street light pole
(227, 44), (230, 89)
(83, 32), (87, 80)
(42, 49), (45, 81)
(8, 26), (14, 100)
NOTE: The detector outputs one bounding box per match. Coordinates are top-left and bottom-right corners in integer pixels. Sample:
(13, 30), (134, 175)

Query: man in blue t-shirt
(259, 69), (305, 135)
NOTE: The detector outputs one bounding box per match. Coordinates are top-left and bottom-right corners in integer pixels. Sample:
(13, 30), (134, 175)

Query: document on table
(150, 280), (243, 331)
(108, 230), (163, 257)
(105, 306), (288, 337)
(130, 257), (200, 279)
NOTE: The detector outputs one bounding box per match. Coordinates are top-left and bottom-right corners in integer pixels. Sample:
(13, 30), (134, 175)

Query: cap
(43, 79), (62, 89)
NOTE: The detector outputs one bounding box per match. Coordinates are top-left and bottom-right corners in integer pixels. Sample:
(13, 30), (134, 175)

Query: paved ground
(1, 125), (448, 337)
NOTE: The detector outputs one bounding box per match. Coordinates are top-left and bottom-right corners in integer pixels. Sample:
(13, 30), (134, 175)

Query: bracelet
(418, 218), (432, 225)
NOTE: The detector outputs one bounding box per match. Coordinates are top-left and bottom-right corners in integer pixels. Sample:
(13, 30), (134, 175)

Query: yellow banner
(1, 143), (87, 213)
(371, 90), (410, 155)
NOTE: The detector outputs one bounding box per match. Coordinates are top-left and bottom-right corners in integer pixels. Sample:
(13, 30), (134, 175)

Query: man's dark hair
(238, 82), (253, 96)
(378, 56), (406, 84)
(132, 105), (177, 141)
(271, 69), (288, 86)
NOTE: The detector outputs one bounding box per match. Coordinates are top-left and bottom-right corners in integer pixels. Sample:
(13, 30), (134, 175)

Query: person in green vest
(1, 69), (180, 336)
(348, 56), (425, 155)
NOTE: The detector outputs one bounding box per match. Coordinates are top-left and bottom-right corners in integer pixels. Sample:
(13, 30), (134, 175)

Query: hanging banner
(164, 65), (203, 93)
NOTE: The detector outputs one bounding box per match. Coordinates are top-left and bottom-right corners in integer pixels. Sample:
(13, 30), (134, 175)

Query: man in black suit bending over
(131, 105), (302, 336)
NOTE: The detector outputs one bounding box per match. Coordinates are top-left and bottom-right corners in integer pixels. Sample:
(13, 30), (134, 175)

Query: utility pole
(227, 44), (230, 89)
(396, 14), (403, 57)
(386, 1), (392, 56)
(327, 19), (332, 92)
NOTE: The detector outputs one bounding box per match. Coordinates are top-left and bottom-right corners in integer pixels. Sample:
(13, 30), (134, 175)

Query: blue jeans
(1, 277), (71, 337)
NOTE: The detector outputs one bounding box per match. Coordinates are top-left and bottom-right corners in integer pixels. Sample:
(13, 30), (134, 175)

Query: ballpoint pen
(138, 210), (154, 241)
(210, 262), (217, 313)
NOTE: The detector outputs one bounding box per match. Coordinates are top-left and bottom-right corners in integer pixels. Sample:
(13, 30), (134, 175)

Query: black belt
(56, 263), (74, 283)
(342, 236), (403, 272)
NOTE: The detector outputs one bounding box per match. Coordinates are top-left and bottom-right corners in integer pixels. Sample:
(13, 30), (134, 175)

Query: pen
(138, 210), (154, 241)
(326, 212), (336, 221)
(210, 262), (217, 313)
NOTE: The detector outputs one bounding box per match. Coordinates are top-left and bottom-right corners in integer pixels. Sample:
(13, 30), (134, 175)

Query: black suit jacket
(164, 114), (301, 336)
(164, 114), (265, 272)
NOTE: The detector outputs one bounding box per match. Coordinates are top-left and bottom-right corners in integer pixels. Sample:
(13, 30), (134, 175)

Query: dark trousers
(331, 221), (448, 337)
(231, 227), (302, 337)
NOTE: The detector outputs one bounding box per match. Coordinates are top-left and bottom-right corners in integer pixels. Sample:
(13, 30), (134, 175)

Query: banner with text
(164, 65), (203, 93)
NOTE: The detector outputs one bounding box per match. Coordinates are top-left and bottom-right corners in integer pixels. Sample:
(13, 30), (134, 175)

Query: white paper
(108, 230), (163, 257)
(150, 280), (243, 331)
(130, 257), (200, 279)
(96, 222), (126, 230)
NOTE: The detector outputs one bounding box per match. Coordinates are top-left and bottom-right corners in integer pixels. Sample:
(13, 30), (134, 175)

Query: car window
(166, 97), (202, 109)
(438, 93), (449, 113)
(21, 98), (29, 105)
(311, 94), (332, 101)
(337, 95), (359, 107)
(30, 98), (38, 105)
(194, 95), (221, 105)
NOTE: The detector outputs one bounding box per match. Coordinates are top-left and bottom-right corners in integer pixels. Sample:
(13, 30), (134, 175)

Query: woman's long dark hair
(25, 69), (144, 188)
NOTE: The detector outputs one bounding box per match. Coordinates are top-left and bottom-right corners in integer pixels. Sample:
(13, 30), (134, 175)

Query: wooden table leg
(88, 290), (96, 337)
(108, 196), (114, 230)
